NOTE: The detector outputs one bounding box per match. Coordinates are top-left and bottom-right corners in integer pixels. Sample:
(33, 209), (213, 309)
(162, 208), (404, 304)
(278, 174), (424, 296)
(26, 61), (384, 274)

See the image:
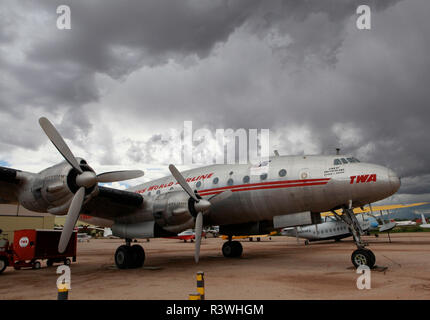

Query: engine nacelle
(17, 159), (97, 215)
(220, 220), (274, 236)
(152, 191), (195, 234)
(219, 212), (322, 236)
(112, 221), (176, 239)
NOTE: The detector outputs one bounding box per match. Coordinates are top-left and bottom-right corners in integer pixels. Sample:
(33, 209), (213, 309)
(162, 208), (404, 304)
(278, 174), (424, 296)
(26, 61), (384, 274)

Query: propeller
(168, 164), (232, 263)
(39, 117), (144, 253)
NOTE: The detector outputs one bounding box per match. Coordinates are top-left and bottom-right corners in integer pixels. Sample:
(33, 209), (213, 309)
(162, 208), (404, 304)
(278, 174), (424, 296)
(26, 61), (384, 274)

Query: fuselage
(116, 155), (400, 232)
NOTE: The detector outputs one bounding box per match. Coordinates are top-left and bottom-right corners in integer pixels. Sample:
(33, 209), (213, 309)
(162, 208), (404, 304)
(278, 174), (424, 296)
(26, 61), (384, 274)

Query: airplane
(0, 118), (401, 269)
(321, 202), (429, 232)
(281, 214), (371, 244)
(394, 220), (417, 226)
(166, 229), (206, 243)
(418, 213), (430, 229)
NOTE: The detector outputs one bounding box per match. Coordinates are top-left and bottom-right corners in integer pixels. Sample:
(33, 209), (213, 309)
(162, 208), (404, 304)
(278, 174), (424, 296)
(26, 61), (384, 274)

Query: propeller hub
(194, 199), (211, 212)
(76, 171), (97, 188)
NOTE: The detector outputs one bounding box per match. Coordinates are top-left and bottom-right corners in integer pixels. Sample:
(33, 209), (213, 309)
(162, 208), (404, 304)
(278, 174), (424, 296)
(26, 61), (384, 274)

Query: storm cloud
(0, 0), (429, 202)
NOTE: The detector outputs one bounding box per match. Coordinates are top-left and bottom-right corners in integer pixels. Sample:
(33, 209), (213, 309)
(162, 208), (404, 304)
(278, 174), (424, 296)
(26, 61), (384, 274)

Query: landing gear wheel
(0, 256), (7, 273)
(304, 240), (310, 245)
(115, 245), (132, 269)
(222, 241), (243, 258)
(130, 245), (145, 268)
(64, 258), (71, 266)
(33, 261), (41, 269)
(47, 259), (53, 267)
(351, 248), (376, 269)
(367, 249), (376, 267)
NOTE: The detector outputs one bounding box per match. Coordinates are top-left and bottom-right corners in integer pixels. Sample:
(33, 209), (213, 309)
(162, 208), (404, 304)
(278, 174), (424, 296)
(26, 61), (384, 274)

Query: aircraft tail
(421, 213), (427, 225)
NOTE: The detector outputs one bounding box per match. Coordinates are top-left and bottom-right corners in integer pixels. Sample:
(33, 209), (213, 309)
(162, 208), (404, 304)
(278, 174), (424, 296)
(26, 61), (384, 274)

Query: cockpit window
(334, 157), (361, 165)
(347, 157), (360, 163)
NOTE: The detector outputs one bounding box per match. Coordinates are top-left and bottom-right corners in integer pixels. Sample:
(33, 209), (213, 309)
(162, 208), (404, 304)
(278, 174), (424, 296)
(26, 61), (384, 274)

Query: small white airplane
(419, 213), (430, 229)
(282, 214), (371, 244)
(77, 233), (91, 242)
(103, 227), (113, 238)
(0, 117), (401, 269)
(394, 220), (417, 226)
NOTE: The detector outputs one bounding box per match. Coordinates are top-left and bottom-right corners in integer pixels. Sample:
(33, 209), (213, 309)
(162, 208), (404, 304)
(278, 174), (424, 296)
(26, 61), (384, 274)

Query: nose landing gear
(332, 206), (376, 269)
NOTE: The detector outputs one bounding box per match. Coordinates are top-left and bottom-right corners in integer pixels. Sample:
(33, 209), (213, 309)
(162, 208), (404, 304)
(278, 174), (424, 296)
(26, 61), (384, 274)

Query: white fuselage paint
(83, 155), (400, 234)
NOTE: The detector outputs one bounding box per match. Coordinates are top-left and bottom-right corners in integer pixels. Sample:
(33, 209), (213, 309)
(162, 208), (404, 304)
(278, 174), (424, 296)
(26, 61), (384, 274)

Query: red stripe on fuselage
(198, 179), (330, 196)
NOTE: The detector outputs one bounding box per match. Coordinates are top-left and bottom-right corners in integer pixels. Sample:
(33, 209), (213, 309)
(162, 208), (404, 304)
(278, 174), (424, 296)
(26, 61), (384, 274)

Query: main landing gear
(222, 237), (243, 258)
(114, 238), (145, 269)
(332, 206), (376, 269)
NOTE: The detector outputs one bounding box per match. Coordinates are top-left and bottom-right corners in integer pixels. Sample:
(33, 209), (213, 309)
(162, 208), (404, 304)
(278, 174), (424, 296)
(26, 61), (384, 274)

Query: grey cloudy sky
(0, 0), (429, 203)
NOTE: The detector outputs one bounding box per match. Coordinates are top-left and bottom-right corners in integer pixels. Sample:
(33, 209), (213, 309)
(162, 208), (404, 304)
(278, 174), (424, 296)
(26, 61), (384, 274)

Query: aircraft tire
(367, 249), (376, 267)
(232, 241), (243, 257)
(222, 241), (242, 258)
(0, 256), (8, 273)
(351, 248), (375, 269)
(115, 245), (132, 269)
(130, 245), (145, 268)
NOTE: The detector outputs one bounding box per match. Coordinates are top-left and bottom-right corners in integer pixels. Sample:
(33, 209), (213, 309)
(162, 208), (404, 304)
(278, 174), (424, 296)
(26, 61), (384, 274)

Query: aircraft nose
(387, 168), (401, 193)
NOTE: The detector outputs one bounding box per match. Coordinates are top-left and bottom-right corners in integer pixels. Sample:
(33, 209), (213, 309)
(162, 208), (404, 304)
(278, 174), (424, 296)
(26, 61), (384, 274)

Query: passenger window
(341, 158), (348, 164)
(279, 169), (287, 177)
(156, 190), (160, 195)
(334, 159), (342, 165)
(227, 178), (234, 186)
(260, 173), (268, 180)
(213, 177), (219, 184)
(243, 176), (250, 183)
(196, 181), (202, 188)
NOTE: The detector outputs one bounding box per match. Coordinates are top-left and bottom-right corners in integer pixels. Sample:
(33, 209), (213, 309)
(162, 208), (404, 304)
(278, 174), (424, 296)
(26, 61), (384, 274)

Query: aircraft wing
(321, 202), (429, 217)
(81, 186), (144, 219)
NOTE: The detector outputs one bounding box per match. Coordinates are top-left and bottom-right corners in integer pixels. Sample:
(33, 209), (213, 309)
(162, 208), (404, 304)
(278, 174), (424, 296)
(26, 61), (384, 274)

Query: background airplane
(418, 212), (430, 229)
(282, 214), (370, 244)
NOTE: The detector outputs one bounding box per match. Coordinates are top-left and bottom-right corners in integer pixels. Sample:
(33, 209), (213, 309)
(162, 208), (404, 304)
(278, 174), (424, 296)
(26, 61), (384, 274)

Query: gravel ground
(1, 233), (429, 300)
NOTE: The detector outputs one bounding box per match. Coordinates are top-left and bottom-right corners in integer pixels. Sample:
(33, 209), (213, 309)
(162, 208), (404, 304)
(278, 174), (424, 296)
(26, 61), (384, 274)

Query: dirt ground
(1, 233), (430, 300)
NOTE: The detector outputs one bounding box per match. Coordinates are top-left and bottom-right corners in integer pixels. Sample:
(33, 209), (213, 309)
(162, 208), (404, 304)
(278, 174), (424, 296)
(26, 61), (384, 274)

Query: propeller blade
(194, 212), (203, 263)
(39, 117), (83, 174)
(58, 187), (85, 253)
(169, 164), (199, 202)
(97, 170), (144, 183)
(208, 190), (233, 205)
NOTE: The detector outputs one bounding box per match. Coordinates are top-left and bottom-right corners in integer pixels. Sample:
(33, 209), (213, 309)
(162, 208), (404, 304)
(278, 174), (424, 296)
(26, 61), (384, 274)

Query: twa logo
(19, 237), (29, 248)
(350, 174), (376, 184)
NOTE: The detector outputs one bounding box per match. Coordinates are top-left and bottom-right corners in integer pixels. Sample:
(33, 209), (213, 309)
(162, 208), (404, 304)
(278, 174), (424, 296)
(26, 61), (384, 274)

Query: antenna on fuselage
(274, 150), (280, 157)
(336, 148), (340, 155)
